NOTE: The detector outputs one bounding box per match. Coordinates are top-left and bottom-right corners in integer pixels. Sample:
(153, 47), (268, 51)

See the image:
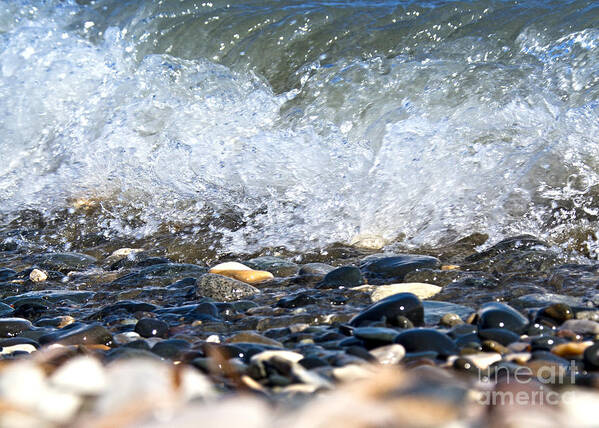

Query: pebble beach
(2, 0), (599, 426)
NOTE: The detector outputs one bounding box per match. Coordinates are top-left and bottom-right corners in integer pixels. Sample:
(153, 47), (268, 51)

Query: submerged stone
(360, 255), (440, 284)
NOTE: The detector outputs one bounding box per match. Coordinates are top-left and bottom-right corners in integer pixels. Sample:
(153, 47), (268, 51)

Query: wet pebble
(0, 318), (32, 338)
(370, 283), (441, 302)
(360, 254), (440, 284)
(39, 323), (112, 346)
(394, 328), (458, 358)
(369, 343), (405, 365)
(477, 302), (529, 333)
(315, 266), (364, 289)
(196, 274), (259, 301)
(349, 292), (424, 327)
(135, 318), (169, 338)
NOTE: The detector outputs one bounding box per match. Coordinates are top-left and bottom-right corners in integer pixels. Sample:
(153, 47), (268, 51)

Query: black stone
(360, 255), (440, 284)
(135, 318), (169, 338)
(152, 339), (191, 360)
(478, 328), (520, 346)
(0, 318), (32, 338)
(477, 302), (528, 333)
(349, 293), (424, 327)
(584, 342), (599, 369)
(315, 266), (365, 289)
(299, 357), (329, 369)
(277, 292), (318, 308)
(38, 323), (112, 346)
(394, 328), (458, 358)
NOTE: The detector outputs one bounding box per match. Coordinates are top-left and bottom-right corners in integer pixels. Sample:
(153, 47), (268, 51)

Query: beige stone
(371, 283), (442, 302)
(29, 269), (47, 283)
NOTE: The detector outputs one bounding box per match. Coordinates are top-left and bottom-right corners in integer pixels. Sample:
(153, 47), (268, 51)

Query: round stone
(349, 292), (424, 327)
(316, 266), (365, 289)
(394, 328), (458, 358)
(134, 318), (169, 338)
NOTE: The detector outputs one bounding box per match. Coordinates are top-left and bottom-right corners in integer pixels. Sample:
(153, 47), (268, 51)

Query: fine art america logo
(476, 361), (578, 406)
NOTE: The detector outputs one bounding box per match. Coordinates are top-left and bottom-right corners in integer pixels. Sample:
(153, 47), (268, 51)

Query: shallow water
(1, 0), (599, 256)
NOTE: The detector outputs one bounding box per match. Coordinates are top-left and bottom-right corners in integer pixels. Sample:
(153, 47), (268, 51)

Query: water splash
(1, 0), (599, 255)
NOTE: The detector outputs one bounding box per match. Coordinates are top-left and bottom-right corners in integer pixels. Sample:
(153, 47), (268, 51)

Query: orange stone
(210, 269), (274, 284)
(551, 341), (591, 358)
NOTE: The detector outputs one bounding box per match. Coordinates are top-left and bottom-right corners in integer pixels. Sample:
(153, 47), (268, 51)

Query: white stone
(209, 262), (251, 272)
(206, 334), (221, 343)
(113, 331), (142, 345)
(0, 362), (46, 408)
(369, 344), (406, 365)
(0, 344), (37, 355)
(250, 350), (304, 365)
(371, 283), (442, 302)
(29, 269), (47, 282)
(50, 356), (107, 395)
(110, 248), (143, 258)
(36, 388), (82, 423)
(179, 367), (218, 401)
(331, 364), (374, 382)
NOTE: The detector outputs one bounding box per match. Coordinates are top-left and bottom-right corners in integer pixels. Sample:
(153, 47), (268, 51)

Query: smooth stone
(298, 263), (335, 276)
(349, 292), (424, 327)
(353, 327), (399, 345)
(4, 290), (95, 305)
(30, 252), (97, 272)
(29, 269), (47, 282)
(227, 332), (284, 348)
(196, 274), (259, 302)
(477, 302), (529, 333)
(152, 339), (191, 360)
(245, 256), (299, 277)
(210, 262), (252, 271)
(113, 331), (143, 345)
(276, 292), (318, 308)
(440, 313), (463, 327)
(512, 293), (585, 308)
(0, 318), (32, 338)
(552, 342), (590, 358)
(583, 342), (599, 368)
(423, 301), (475, 325)
(299, 357), (330, 369)
(0, 337), (39, 355)
(360, 254), (440, 283)
(38, 323), (113, 346)
(478, 328), (520, 346)
(316, 266), (365, 289)
(459, 352), (502, 369)
(50, 356), (107, 395)
(210, 269), (274, 284)
(94, 301), (157, 319)
(370, 283), (441, 302)
(537, 303), (574, 324)
(369, 343), (406, 365)
(135, 318), (169, 338)
(331, 364), (373, 382)
(394, 328), (458, 358)
(560, 319), (599, 335)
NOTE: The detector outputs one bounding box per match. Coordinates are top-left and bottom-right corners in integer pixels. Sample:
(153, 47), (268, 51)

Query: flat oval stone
(0, 318), (32, 338)
(196, 274), (259, 302)
(478, 328), (521, 346)
(353, 327), (399, 349)
(135, 318), (169, 338)
(210, 269), (274, 284)
(370, 283), (441, 302)
(477, 302), (529, 333)
(316, 266), (365, 289)
(30, 252), (97, 272)
(349, 293), (424, 327)
(360, 255), (440, 284)
(394, 328), (458, 358)
(38, 323), (113, 346)
(151, 339), (191, 360)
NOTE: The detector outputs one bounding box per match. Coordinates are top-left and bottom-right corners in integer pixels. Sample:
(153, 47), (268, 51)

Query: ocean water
(1, 0), (599, 255)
